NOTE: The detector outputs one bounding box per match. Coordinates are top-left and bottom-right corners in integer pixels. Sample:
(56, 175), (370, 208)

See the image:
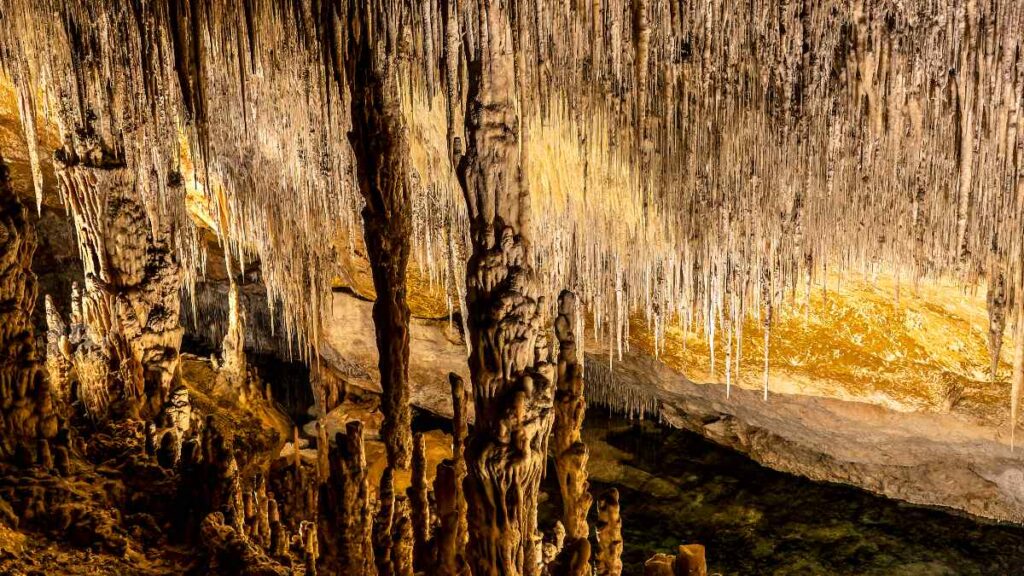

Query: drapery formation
(53, 137), (184, 419)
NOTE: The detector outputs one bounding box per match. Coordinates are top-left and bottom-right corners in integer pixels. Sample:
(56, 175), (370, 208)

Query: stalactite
(54, 137), (184, 419)
(552, 290), (592, 545)
(442, 0), (463, 161)
(584, 359), (659, 420)
(6, 0), (1024, 400)
(987, 263), (1007, 380)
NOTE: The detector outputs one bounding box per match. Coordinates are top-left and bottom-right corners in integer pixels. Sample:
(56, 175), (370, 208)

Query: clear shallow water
(541, 415), (1024, 576)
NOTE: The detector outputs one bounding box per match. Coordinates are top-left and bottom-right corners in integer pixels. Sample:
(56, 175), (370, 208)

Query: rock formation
(345, 0), (415, 474)
(643, 545), (707, 576)
(319, 421), (374, 574)
(53, 137), (183, 419)
(408, 432), (431, 567)
(0, 157), (55, 457)
(431, 373), (470, 576)
(455, 0), (557, 572)
(596, 489), (624, 576)
(552, 290), (592, 547)
(373, 467), (397, 576)
(987, 264), (1007, 381)
(6, 0), (1024, 574)
(218, 252), (248, 383)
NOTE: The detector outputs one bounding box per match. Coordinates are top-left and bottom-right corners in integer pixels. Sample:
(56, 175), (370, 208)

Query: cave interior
(0, 1), (1023, 575)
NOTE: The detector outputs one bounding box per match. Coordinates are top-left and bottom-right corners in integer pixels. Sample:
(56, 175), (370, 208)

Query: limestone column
(219, 251), (247, 381)
(456, 0), (556, 572)
(345, 0), (415, 474)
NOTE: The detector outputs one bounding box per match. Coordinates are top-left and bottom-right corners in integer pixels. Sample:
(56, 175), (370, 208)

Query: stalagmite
(548, 537), (591, 576)
(374, 467), (397, 576)
(409, 432), (432, 568)
(268, 497), (289, 560)
(552, 290), (592, 546)
(431, 373), (470, 575)
(449, 372), (469, 553)
(1012, 296), (1024, 449)
(595, 489), (624, 576)
(44, 295), (72, 405)
(456, 0), (556, 572)
(200, 512), (289, 576)
(391, 498), (416, 576)
(318, 421), (375, 575)
(432, 461), (466, 576)
(301, 520), (320, 576)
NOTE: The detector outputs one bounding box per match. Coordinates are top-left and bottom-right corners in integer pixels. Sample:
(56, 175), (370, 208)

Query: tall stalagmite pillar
(0, 157), (57, 458)
(456, 0), (556, 572)
(552, 290), (592, 561)
(347, 0), (414, 472)
(431, 373), (470, 575)
(319, 421), (375, 574)
(53, 138), (183, 419)
(596, 489), (624, 576)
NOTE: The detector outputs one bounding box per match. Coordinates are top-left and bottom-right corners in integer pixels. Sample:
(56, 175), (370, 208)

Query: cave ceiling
(0, 0), (1021, 376)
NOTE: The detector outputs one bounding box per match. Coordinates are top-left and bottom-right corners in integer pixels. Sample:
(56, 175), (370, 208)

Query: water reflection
(541, 415), (1024, 575)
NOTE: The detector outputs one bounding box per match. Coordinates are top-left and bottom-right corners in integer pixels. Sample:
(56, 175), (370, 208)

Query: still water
(541, 415), (1024, 575)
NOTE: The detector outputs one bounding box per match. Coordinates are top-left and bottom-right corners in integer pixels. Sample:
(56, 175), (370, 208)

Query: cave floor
(0, 356), (299, 576)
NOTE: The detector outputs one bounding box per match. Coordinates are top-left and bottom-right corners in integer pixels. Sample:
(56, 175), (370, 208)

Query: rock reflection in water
(540, 415), (1024, 575)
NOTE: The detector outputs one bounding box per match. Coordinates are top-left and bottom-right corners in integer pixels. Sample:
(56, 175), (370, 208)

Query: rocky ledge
(595, 351), (1024, 524)
(323, 290), (1024, 524)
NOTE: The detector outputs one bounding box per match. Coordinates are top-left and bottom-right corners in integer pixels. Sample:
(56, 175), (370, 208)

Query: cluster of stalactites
(0, 0), (360, 360)
(407, 0), (1024, 398)
(4, 0), (1024, 388)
